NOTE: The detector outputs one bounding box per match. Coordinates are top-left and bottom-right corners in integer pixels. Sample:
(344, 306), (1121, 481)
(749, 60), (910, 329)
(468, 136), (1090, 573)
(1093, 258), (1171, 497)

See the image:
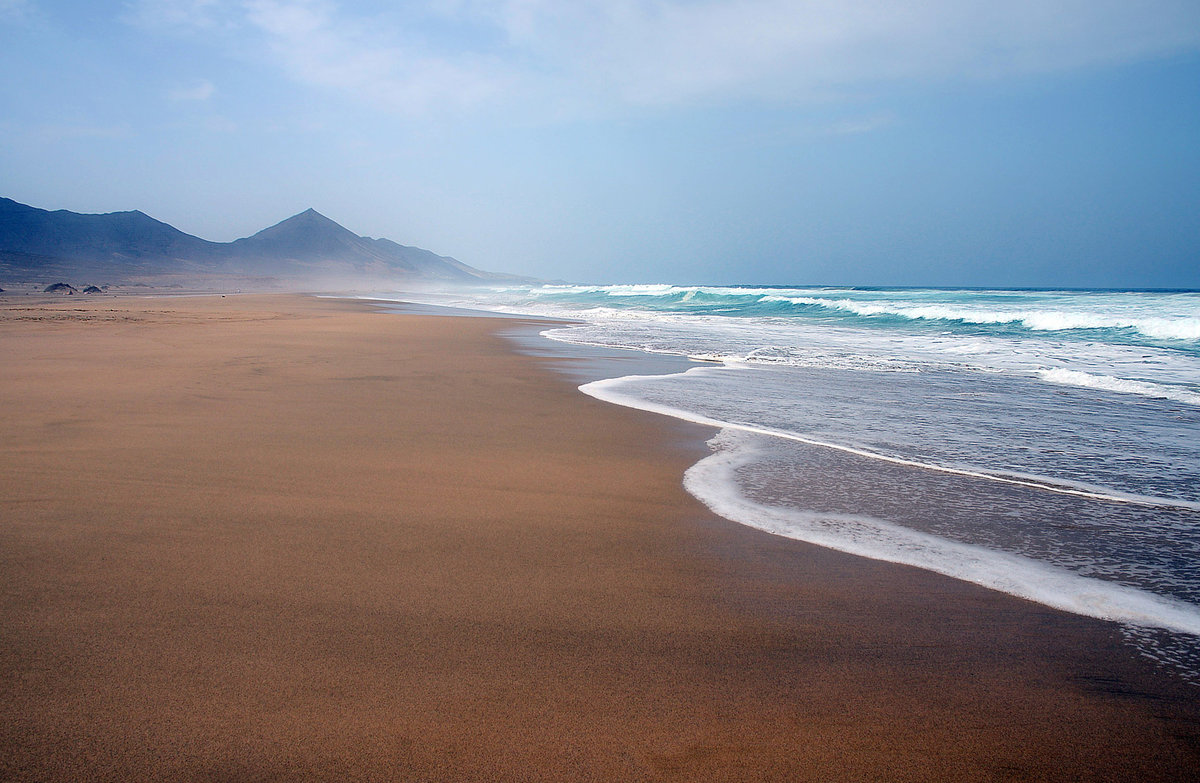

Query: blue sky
(2, 1), (1199, 287)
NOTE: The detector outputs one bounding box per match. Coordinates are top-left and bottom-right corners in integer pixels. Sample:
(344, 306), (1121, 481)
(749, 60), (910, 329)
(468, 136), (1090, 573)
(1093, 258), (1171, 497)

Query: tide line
(684, 432), (1200, 636)
(580, 366), (1200, 513)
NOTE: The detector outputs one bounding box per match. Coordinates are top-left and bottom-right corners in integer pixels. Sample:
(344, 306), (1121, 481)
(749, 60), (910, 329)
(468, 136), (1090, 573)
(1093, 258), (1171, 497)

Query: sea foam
(580, 367), (1200, 511)
(370, 283), (1200, 674)
(759, 294), (1200, 342)
(684, 430), (1200, 636)
(1037, 368), (1200, 406)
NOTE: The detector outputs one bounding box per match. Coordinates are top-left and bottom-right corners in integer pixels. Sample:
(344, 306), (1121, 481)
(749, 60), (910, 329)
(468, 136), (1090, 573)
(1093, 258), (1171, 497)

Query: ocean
(372, 285), (1200, 681)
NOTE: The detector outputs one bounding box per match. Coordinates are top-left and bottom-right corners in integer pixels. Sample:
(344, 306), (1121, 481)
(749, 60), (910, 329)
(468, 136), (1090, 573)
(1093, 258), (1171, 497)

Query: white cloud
(128, 0), (1200, 117)
(34, 123), (134, 142)
(125, 0), (237, 29)
(0, 0), (32, 22)
(240, 0), (514, 114)
(822, 113), (896, 137)
(168, 79), (216, 101)
(471, 0), (1200, 104)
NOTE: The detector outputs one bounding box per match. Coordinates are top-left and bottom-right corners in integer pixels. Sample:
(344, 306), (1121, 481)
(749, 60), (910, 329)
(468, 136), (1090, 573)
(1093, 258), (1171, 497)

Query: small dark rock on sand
(82, 285), (103, 294)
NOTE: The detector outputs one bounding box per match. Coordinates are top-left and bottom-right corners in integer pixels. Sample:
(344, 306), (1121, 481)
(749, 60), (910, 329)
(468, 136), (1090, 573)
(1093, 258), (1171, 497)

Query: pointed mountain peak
(285, 207), (330, 223)
(0, 196), (512, 283)
(244, 208), (355, 240)
(232, 207), (366, 261)
(277, 206), (333, 222)
(298, 207), (337, 219)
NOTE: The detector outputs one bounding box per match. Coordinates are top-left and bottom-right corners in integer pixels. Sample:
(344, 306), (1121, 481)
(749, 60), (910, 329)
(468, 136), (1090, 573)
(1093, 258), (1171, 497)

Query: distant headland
(0, 197), (529, 291)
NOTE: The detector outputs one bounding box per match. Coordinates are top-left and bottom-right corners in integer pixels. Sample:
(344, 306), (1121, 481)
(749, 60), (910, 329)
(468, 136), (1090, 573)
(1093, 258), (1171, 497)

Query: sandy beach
(1, 293), (1198, 781)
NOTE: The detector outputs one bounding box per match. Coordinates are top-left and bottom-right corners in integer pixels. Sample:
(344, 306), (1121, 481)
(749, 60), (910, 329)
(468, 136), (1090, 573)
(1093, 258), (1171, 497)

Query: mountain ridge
(0, 197), (521, 287)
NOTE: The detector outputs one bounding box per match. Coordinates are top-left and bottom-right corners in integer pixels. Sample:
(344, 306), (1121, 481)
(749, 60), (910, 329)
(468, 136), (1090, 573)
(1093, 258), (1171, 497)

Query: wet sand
(1, 293), (1198, 781)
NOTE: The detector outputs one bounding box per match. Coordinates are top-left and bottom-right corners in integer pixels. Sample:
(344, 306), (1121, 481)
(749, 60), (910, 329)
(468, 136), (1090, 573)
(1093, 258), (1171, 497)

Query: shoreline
(2, 293), (1198, 780)
(390, 295), (1200, 645)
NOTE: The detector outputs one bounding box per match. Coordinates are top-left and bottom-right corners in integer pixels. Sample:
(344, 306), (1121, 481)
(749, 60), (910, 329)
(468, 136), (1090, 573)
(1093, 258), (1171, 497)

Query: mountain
(0, 197), (518, 287)
(232, 208), (365, 264)
(228, 208), (488, 281)
(0, 197), (222, 268)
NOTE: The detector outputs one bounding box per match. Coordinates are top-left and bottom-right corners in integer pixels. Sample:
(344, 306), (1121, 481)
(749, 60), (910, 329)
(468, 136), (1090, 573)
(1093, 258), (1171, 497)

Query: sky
(2, 1), (1199, 287)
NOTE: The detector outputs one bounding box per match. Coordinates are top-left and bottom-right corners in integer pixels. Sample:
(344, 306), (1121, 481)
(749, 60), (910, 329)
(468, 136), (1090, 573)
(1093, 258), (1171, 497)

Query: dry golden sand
(1, 293), (1198, 781)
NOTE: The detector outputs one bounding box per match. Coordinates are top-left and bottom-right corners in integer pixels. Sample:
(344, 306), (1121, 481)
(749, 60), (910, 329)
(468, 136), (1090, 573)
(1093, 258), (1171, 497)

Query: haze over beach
(2, 0), (1199, 288)
(3, 1), (1200, 781)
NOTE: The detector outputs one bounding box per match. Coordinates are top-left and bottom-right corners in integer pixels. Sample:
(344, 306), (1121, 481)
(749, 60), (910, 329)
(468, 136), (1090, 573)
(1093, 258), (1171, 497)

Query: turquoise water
(374, 284), (1200, 680)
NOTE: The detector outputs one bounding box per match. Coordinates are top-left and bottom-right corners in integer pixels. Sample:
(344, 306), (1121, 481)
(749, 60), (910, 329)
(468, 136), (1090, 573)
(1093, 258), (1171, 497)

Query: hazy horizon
(3, 1), (1198, 288)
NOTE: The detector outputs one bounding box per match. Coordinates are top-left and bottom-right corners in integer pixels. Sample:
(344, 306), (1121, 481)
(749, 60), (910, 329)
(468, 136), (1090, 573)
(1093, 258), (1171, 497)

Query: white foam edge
(1037, 367), (1200, 406)
(683, 431), (1200, 636)
(544, 321), (1200, 410)
(580, 366), (1200, 512)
